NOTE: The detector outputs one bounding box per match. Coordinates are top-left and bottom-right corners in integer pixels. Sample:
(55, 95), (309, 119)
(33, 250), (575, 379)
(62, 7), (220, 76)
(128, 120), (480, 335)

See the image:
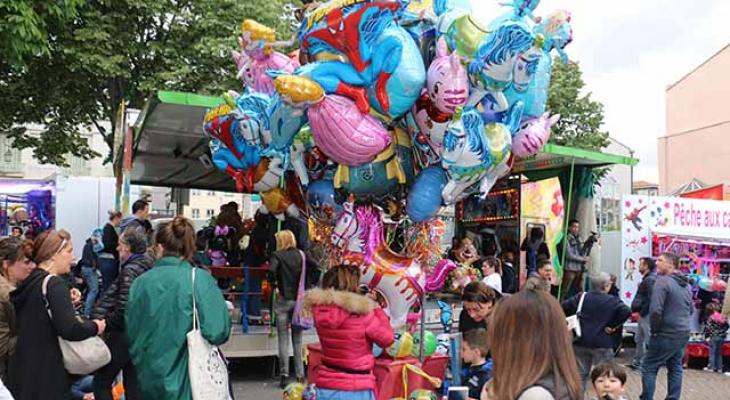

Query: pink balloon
(308, 95), (391, 166)
(511, 112), (560, 157)
(427, 38), (469, 115)
(232, 49), (299, 95)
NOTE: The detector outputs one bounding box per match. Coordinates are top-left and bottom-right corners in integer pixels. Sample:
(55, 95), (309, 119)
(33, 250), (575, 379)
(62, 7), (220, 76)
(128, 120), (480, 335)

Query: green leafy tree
(0, 0), (297, 167)
(546, 58), (609, 151)
(0, 0), (85, 66)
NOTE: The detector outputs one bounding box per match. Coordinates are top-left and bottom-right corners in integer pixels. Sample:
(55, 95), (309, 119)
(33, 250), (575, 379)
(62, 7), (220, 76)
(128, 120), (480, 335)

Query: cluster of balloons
(374, 330), (438, 359)
(203, 0), (572, 224)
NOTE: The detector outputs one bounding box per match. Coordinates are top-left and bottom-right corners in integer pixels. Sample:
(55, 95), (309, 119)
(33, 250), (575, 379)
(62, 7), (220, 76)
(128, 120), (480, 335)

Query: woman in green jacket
(126, 216), (231, 400)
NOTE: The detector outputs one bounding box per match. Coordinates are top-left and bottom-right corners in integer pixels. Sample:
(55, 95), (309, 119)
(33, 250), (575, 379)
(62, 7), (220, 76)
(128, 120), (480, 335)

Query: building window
(207, 191), (215, 196)
(0, 135), (22, 174)
(191, 189), (200, 196)
(206, 209), (215, 219)
(192, 209), (200, 219)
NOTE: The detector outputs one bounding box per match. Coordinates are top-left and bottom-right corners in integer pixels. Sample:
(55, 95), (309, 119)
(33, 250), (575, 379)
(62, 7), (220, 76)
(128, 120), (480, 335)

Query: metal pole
(558, 159), (576, 301)
(419, 292), (426, 364)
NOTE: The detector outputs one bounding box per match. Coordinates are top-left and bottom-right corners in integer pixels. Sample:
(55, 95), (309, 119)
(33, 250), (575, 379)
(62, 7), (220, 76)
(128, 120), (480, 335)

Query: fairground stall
(620, 195), (730, 366)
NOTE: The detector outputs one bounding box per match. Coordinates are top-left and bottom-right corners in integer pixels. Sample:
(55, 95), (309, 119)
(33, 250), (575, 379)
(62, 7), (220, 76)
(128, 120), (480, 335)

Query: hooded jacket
(649, 272), (693, 337)
(91, 253), (153, 331)
(119, 216), (146, 235)
(631, 271), (657, 317)
(303, 288), (394, 392)
(8, 268), (97, 400)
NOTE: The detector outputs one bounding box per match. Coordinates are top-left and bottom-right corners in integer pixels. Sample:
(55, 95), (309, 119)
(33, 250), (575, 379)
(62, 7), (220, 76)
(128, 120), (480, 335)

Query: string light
(457, 188), (519, 223)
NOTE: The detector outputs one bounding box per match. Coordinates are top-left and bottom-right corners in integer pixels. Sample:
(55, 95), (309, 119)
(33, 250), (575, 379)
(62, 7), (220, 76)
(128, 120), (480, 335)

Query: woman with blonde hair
(125, 216), (231, 400)
(9, 229), (105, 400)
(0, 238), (33, 381)
(482, 290), (581, 400)
(267, 229), (320, 388)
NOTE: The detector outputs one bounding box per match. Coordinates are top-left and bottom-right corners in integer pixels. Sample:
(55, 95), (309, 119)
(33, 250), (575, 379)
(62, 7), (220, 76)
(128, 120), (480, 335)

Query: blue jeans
(72, 376), (93, 400)
(97, 257), (119, 292)
(81, 267), (98, 318)
(316, 388), (375, 400)
(640, 335), (689, 400)
(709, 337), (724, 371)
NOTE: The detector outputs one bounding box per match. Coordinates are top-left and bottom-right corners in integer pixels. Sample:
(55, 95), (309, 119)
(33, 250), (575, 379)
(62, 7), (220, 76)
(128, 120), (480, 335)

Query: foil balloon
(413, 37), (469, 165)
(282, 382), (306, 400)
(406, 166), (448, 223)
(386, 330), (414, 358)
(504, 10), (573, 119)
(411, 330), (438, 357)
(511, 112), (560, 157)
(233, 20), (299, 95)
(373, 344), (384, 358)
(273, 75), (391, 166)
(307, 179), (342, 223)
(299, 0), (425, 118)
(440, 104), (521, 204)
(203, 92), (271, 192)
(712, 278), (727, 293)
(698, 276), (714, 292)
(408, 390), (439, 400)
(331, 201), (455, 328)
(260, 186), (300, 221)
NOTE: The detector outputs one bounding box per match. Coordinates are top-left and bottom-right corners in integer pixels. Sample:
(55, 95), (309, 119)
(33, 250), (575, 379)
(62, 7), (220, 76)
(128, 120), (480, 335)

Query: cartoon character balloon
(512, 112), (559, 157)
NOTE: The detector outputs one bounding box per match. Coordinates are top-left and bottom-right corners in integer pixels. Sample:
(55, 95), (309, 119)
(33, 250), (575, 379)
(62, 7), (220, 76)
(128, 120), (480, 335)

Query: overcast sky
(468, 0), (730, 182)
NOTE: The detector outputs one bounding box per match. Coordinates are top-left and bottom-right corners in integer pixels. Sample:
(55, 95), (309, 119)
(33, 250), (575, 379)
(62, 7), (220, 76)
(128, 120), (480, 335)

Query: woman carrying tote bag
(126, 217), (231, 400)
(9, 229), (106, 400)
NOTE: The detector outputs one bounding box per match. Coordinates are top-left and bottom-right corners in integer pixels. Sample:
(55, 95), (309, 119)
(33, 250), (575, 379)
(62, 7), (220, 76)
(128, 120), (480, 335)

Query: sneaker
(703, 367), (713, 372)
(725, 372), (730, 377)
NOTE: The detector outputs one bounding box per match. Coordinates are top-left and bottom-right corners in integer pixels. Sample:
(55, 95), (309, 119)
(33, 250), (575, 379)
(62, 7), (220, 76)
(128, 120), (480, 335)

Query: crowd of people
(0, 198), (728, 400)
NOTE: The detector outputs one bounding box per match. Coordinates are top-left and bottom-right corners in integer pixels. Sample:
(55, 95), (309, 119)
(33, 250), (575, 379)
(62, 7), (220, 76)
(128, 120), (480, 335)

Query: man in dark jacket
(119, 200), (150, 237)
(640, 252), (693, 400)
(91, 228), (153, 400)
(563, 273), (631, 394)
(629, 257), (657, 370)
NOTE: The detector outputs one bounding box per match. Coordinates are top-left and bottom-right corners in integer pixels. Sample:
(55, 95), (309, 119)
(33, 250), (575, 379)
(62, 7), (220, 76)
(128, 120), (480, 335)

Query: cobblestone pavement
(231, 346), (730, 400)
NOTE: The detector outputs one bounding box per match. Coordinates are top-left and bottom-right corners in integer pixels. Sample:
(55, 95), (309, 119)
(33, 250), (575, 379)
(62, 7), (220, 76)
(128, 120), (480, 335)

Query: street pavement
(231, 345), (730, 400)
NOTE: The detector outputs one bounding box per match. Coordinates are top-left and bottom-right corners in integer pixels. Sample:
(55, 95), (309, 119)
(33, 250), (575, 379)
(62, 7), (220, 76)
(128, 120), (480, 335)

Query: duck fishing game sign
(620, 194), (730, 305)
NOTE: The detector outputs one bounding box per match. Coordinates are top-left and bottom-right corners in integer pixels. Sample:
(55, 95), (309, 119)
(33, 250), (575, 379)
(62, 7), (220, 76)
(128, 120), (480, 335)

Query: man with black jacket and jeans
(91, 228), (153, 400)
(562, 273), (631, 394)
(640, 252), (693, 400)
(629, 257), (657, 370)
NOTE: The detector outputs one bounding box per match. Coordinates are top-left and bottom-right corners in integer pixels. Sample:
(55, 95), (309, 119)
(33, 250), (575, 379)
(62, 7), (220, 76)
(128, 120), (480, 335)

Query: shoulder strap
(41, 274), (54, 319)
(576, 292), (586, 316)
(191, 268), (199, 331)
(298, 250), (307, 292)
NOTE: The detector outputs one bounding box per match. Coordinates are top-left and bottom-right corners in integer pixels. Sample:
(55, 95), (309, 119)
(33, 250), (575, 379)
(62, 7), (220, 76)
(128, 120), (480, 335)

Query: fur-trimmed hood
(303, 288), (378, 318)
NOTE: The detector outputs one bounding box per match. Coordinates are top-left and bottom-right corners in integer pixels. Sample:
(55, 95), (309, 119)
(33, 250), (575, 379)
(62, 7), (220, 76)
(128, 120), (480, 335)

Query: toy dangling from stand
(435, 300), (453, 356)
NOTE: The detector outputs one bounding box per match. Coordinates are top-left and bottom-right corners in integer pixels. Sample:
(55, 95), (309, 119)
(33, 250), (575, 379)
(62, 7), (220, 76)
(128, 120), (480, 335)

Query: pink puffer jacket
(303, 288), (395, 391)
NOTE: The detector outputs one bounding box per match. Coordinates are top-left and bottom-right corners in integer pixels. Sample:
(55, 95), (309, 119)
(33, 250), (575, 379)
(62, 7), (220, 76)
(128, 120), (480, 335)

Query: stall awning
(652, 227), (730, 243)
(513, 143), (638, 181)
(130, 91), (232, 191)
(131, 91), (639, 191)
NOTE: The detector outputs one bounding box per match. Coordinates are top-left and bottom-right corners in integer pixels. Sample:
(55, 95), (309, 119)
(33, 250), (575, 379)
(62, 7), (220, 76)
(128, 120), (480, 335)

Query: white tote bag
(187, 268), (231, 400)
(41, 275), (111, 375)
(566, 292), (586, 341)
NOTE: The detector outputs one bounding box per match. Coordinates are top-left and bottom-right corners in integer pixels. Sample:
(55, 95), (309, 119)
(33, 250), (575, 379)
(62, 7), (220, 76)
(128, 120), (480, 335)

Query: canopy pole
(419, 291), (426, 364)
(558, 159), (576, 301)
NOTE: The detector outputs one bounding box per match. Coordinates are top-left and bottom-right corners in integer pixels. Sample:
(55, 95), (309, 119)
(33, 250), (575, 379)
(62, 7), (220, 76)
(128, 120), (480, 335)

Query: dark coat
(631, 271), (657, 317)
(562, 291), (631, 349)
(9, 269), (97, 400)
(91, 253), (154, 331)
(266, 249), (319, 301)
(101, 223), (119, 260)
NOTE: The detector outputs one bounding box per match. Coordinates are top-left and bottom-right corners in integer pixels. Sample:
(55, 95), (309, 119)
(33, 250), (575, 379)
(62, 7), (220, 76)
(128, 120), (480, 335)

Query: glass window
(206, 209), (215, 218)
(192, 209), (200, 219)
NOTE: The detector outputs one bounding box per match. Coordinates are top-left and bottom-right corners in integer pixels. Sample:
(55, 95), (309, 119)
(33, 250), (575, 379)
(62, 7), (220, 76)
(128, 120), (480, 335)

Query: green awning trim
(156, 91), (225, 108)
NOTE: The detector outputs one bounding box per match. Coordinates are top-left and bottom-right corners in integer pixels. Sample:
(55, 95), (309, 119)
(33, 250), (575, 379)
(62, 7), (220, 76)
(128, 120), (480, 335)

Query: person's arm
(90, 281), (115, 320)
(520, 238), (529, 251)
(266, 254), (279, 292)
(561, 295), (578, 316)
(631, 279), (646, 313)
(366, 308), (395, 349)
(305, 258), (320, 289)
(195, 269), (231, 346)
(106, 268), (137, 331)
(649, 278), (668, 335)
(46, 277), (98, 341)
(538, 243), (550, 259)
(0, 300), (16, 360)
(608, 300), (632, 329)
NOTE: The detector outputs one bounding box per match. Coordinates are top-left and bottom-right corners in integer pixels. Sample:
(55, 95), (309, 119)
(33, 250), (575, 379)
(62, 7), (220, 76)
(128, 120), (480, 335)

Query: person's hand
(83, 393), (95, 400)
(70, 288), (82, 305)
(605, 327), (617, 335)
(583, 256), (590, 262)
(94, 319), (106, 335)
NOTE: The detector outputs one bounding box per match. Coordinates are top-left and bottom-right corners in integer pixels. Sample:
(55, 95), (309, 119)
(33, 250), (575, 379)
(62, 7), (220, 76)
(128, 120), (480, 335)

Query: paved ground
(231, 344), (730, 400)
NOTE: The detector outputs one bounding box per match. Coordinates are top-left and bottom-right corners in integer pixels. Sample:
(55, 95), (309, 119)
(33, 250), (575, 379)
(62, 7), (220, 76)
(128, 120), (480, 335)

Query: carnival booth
(126, 0), (644, 397)
(0, 179), (55, 239)
(620, 195), (730, 367)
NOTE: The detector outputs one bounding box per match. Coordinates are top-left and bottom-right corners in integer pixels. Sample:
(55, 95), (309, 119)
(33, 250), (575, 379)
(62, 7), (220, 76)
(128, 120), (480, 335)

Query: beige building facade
(659, 44), (730, 195)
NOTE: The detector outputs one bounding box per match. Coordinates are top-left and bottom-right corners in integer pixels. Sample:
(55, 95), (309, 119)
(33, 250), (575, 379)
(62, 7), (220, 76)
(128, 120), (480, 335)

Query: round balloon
(408, 389), (439, 400)
(411, 330), (438, 357)
(406, 166), (448, 223)
(283, 382), (305, 400)
(711, 278), (727, 293)
(386, 331), (414, 358)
